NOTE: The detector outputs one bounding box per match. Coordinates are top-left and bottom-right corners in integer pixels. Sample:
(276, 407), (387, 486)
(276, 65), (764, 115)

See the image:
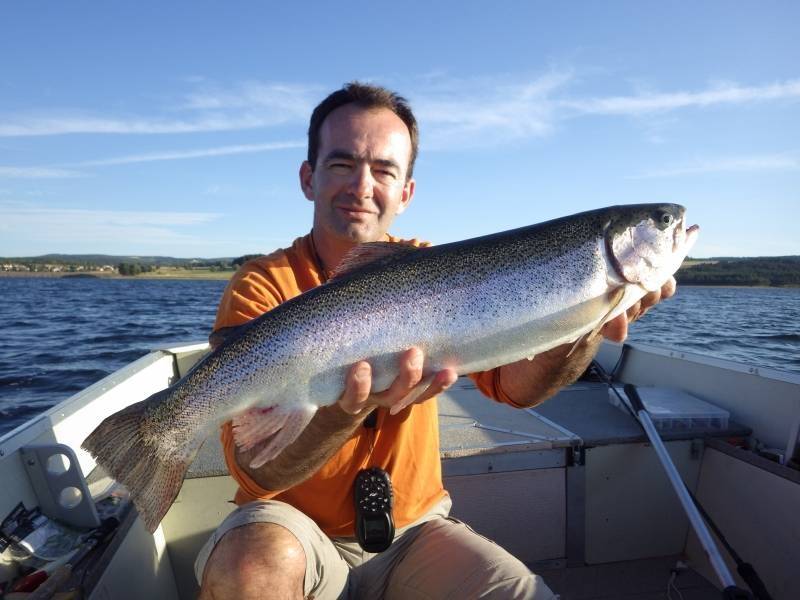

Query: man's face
(300, 104), (415, 245)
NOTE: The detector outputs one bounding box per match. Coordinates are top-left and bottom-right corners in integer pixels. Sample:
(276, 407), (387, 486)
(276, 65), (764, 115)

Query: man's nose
(347, 164), (374, 198)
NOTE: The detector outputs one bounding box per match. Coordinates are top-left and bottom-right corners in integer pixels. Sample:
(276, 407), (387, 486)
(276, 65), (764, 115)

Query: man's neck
(311, 229), (388, 276)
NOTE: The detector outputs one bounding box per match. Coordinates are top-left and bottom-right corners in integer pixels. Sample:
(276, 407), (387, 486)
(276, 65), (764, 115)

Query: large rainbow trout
(83, 203), (698, 531)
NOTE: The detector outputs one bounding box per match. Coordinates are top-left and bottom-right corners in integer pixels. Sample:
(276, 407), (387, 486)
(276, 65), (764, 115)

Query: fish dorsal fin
(331, 242), (421, 280)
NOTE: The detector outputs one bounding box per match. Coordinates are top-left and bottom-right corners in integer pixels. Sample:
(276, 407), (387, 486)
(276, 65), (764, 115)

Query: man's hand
(600, 277), (676, 342)
(338, 347), (458, 416)
(496, 277), (678, 408)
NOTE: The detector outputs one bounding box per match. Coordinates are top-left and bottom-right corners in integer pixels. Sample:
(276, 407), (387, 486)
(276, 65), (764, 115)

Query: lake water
(1, 278), (798, 436)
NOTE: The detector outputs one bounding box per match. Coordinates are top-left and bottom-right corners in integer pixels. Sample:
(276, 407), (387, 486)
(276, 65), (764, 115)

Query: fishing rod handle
(722, 585), (754, 599)
(623, 384), (646, 413)
(624, 385), (738, 589)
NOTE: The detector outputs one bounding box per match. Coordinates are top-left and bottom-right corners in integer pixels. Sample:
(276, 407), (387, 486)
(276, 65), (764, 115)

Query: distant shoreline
(0, 270), (233, 281)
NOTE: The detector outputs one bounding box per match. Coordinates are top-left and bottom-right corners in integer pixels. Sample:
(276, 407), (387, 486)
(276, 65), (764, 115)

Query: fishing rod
(621, 384), (751, 599)
(590, 360), (772, 600)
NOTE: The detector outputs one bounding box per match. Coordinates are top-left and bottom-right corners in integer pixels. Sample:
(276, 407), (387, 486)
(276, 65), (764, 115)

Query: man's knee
(200, 522), (306, 600)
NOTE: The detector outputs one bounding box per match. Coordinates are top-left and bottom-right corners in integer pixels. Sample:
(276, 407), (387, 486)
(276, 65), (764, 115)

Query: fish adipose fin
(233, 403), (318, 468)
(565, 286), (627, 358)
(82, 389), (198, 533)
(331, 242), (421, 280)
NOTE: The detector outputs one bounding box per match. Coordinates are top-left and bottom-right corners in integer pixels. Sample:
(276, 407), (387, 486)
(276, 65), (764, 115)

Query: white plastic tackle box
(608, 386), (730, 431)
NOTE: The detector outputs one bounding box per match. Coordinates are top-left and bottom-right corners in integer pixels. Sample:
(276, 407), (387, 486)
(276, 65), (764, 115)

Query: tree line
(677, 257), (800, 287)
(117, 263), (155, 276)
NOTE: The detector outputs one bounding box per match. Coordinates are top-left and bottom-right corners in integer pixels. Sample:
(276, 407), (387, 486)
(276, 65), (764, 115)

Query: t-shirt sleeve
(213, 268), (284, 332)
(468, 369), (529, 409)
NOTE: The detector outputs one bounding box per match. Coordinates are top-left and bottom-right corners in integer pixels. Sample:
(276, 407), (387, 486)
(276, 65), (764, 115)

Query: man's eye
(374, 169), (397, 182)
(329, 163), (352, 173)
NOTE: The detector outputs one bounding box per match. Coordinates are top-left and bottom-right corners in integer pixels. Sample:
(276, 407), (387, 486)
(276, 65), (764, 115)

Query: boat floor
(537, 555), (720, 599)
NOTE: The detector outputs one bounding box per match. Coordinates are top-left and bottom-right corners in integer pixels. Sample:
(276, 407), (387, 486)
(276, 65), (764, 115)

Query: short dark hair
(307, 82), (419, 178)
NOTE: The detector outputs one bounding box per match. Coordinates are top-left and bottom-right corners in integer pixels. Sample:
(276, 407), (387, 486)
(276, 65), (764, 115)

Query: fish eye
(654, 211), (674, 229)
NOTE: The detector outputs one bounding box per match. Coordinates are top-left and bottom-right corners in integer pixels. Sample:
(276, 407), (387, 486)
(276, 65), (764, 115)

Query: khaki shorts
(195, 494), (555, 599)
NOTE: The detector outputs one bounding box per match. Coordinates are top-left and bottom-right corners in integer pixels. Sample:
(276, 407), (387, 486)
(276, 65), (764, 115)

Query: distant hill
(677, 256), (800, 286)
(3, 253), (799, 286)
(1, 254), (235, 267)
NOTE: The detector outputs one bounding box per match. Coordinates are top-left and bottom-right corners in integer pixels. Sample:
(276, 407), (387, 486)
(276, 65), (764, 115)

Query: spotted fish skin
(83, 203), (698, 531)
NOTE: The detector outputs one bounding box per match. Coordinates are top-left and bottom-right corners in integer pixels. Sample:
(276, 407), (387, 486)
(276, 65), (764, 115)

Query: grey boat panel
(687, 446), (800, 600)
(584, 440), (703, 564)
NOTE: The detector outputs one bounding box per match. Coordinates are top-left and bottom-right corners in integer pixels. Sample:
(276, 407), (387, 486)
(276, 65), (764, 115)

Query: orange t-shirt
(213, 232), (519, 536)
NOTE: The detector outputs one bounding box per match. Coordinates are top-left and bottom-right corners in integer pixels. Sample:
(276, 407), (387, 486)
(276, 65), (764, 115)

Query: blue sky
(1, 1), (798, 258)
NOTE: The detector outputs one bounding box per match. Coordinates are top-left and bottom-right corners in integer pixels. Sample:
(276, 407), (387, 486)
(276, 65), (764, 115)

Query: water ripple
(0, 278), (225, 435)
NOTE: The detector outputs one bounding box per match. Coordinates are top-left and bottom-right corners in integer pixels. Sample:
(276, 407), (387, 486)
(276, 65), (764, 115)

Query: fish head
(605, 203), (699, 292)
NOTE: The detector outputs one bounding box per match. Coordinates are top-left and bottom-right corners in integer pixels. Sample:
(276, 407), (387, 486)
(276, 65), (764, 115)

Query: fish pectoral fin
(565, 286), (627, 358)
(237, 404), (318, 469)
(232, 406), (289, 451)
(331, 241), (422, 280)
(565, 333), (589, 358)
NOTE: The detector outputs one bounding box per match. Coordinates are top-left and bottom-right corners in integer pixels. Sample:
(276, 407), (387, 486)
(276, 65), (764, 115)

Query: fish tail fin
(82, 389), (197, 533)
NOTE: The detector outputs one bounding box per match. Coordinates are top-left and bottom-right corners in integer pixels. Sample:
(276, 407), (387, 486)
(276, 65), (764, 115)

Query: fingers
(600, 313), (628, 343)
(416, 368), (458, 404)
(385, 347), (425, 398)
(661, 276), (677, 300)
(338, 347), (457, 417)
(338, 361), (373, 415)
(600, 276), (679, 343)
(636, 276), (676, 318)
(372, 347), (425, 410)
(389, 368), (458, 415)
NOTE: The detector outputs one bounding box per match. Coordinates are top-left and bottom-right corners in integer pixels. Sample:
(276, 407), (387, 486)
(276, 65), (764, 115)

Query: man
(196, 83), (674, 599)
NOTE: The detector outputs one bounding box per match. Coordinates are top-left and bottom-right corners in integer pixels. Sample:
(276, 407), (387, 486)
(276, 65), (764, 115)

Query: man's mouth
(336, 205), (375, 218)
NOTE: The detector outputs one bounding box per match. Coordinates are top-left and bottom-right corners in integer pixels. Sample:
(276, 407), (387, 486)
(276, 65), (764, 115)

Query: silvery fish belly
(83, 203), (699, 532)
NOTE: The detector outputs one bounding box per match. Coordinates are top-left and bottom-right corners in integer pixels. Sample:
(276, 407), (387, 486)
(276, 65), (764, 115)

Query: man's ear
(299, 161), (315, 201)
(395, 178), (415, 215)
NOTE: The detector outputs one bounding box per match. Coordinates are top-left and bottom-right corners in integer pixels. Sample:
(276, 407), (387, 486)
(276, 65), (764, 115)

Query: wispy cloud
(74, 140), (305, 166)
(182, 81), (320, 113)
(565, 79), (800, 116)
(0, 114), (297, 137)
(0, 203), (222, 248)
(413, 71), (572, 148)
(629, 154), (800, 178)
(0, 81), (321, 137)
(0, 166), (85, 179)
(0, 140), (304, 178)
(1, 75), (798, 152)
(412, 75), (800, 148)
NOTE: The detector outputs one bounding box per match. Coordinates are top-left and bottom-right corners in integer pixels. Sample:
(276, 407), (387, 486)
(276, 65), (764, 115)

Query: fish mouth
(684, 223), (700, 248)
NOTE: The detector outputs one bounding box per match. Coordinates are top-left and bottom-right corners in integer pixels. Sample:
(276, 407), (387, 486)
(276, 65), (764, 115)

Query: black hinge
(567, 446), (586, 467)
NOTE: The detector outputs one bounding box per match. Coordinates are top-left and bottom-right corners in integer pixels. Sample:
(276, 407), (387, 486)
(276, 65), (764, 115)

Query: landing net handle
(622, 384), (752, 600)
